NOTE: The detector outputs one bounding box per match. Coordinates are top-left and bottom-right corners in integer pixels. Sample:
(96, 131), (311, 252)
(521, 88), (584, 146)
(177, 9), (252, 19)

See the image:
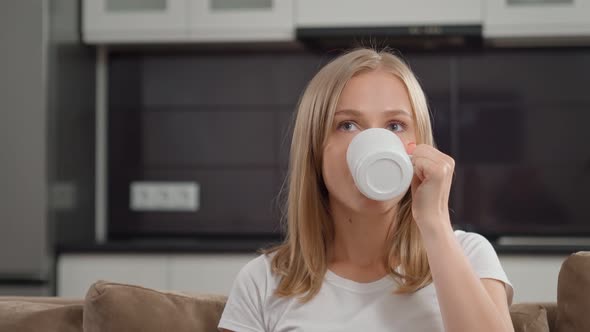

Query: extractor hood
(295, 0), (483, 50)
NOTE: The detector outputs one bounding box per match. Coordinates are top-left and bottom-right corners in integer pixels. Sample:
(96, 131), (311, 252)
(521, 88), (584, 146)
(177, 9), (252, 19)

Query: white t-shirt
(218, 230), (514, 332)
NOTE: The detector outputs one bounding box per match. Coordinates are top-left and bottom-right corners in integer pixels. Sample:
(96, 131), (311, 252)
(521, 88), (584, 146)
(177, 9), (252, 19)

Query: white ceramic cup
(346, 128), (414, 201)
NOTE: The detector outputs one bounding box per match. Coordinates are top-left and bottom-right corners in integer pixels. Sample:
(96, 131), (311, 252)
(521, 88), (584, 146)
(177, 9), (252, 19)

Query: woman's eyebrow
(383, 109), (412, 118)
(334, 109), (361, 117)
(334, 109), (412, 118)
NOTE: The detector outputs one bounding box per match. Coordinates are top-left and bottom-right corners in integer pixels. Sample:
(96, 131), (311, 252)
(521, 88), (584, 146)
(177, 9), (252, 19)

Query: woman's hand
(406, 142), (455, 235)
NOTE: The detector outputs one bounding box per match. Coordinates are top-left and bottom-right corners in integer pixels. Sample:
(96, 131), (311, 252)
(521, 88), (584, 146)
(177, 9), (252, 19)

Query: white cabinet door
(189, 0), (295, 41)
(83, 0), (189, 43)
(169, 254), (256, 295)
(57, 254), (168, 298)
(498, 254), (566, 303)
(57, 253), (255, 297)
(296, 0), (482, 28)
(484, 0), (590, 38)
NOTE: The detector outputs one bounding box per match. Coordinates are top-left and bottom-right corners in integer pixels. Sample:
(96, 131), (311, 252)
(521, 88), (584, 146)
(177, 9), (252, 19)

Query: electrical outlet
(130, 182), (200, 212)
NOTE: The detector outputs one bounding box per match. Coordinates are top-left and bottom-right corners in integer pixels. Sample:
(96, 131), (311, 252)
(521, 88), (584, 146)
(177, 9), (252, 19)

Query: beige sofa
(1, 252), (589, 332)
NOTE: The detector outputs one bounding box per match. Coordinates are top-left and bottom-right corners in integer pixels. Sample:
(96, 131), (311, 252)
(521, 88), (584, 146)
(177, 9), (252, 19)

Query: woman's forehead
(336, 71), (412, 114)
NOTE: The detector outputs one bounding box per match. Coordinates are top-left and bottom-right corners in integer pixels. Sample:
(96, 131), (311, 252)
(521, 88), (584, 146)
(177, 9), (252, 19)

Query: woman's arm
(421, 223), (514, 332)
(408, 142), (513, 332)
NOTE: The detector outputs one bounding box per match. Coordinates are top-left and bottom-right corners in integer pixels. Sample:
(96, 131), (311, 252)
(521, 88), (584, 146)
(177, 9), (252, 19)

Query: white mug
(346, 128), (414, 201)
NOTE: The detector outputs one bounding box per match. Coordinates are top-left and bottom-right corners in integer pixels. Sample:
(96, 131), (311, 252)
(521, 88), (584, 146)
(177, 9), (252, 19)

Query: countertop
(55, 236), (590, 255)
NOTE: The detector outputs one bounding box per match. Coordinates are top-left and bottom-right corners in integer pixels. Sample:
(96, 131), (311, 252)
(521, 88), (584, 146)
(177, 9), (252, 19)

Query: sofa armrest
(0, 297), (83, 332)
(510, 303), (552, 332)
(540, 303), (557, 332)
(0, 296), (82, 305)
(557, 251), (590, 332)
(524, 303), (557, 332)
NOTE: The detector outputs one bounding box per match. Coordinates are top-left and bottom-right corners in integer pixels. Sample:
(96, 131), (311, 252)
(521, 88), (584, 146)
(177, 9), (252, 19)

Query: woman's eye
(387, 121), (407, 133)
(337, 121), (359, 132)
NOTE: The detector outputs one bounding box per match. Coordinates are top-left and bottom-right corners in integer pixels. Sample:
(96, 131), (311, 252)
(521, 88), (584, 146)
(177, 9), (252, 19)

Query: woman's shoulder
(234, 252), (280, 287)
(236, 252), (271, 275)
(452, 228), (506, 272)
(453, 229), (488, 242)
(453, 229), (496, 256)
(452, 229), (513, 302)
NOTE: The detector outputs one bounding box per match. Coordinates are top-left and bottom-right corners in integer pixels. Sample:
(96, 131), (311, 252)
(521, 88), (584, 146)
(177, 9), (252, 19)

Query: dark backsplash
(107, 47), (590, 239)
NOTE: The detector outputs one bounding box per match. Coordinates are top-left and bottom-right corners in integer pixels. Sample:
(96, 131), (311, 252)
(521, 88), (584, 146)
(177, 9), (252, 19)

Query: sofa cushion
(557, 251), (590, 332)
(536, 303), (557, 332)
(510, 303), (550, 332)
(83, 280), (227, 332)
(0, 299), (83, 332)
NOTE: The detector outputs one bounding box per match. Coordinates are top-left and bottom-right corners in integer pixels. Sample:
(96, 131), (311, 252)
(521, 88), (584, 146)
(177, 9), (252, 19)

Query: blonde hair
(263, 47), (435, 302)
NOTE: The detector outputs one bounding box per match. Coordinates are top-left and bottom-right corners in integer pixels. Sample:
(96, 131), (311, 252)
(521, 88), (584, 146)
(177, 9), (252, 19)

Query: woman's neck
(327, 197), (398, 272)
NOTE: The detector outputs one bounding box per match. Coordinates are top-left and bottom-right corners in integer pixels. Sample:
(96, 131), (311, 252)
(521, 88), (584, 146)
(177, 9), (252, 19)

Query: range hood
(295, 0), (483, 50)
(297, 25), (482, 51)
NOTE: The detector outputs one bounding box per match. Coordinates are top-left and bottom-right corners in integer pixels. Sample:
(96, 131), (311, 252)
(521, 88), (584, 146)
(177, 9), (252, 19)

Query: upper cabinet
(189, 0), (294, 42)
(83, 0), (590, 44)
(83, 0), (189, 43)
(484, 0), (590, 38)
(296, 0), (482, 28)
(83, 0), (294, 44)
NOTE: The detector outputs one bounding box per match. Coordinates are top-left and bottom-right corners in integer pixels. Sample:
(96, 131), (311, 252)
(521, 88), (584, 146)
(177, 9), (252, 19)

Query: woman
(218, 48), (514, 332)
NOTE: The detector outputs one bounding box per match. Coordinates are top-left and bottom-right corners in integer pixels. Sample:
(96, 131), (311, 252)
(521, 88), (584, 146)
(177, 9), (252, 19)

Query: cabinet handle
(507, 0), (573, 5)
(210, 0), (273, 11)
(105, 0), (167, 12)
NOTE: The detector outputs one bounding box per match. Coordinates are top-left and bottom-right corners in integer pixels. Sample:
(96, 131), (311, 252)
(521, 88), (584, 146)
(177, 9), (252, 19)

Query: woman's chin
(355, 194), (399, 214)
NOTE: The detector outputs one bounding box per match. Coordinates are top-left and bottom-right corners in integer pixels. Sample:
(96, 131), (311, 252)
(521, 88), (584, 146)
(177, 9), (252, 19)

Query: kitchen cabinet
(484, 0), (590, 38)
(82, 0), (294, 43)
(57, 253), (256, 297)
(57, 254), (169, 297)
(169, 254), (257, 294)
(83, 0), (189, 43)
(189, 0), (295, 42)
(296, 0), (482, 28)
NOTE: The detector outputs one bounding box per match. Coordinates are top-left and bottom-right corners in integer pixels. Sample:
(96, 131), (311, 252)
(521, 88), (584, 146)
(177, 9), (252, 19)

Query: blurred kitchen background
(1, 0), (590, 303)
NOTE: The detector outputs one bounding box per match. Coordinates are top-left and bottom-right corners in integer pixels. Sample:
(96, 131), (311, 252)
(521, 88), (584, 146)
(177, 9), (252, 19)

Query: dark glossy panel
(458, 98), (525, 163)
(458, 51), (590, 102)
(457, 164), (590, 235)
(141, 53), (321, 107)
(108, 55), (142, 109)
(404, 55), (452, 98)
(268, 54), (323, 106)
(277, 111), (295, 168)
(404, 54), (452, 155)
(140, 110), (277, 167)
(428, 98), (452, 155)
(107, 48), (590, 239)
(109, 169), (282, 236)
(456, 49), (590, 235)
(142, 55), (275, 106)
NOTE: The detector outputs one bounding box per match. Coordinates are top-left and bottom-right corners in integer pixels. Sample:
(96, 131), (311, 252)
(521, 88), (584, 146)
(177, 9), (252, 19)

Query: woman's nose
(406, 141), (416, 155)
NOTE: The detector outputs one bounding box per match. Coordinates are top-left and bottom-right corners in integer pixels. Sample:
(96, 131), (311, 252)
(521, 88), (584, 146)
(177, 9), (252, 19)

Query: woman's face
(322, 69), (417, 215)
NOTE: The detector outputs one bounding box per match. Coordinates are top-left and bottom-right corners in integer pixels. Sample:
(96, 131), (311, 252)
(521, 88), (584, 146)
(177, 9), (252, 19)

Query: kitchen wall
(106, 51), (319, 237)
(0, 0), (49, 294)
(105, 47), (590, 239)
(0, 0), (95, 295)
(49, 0), (97, 247)
(3, 2), (589, 301)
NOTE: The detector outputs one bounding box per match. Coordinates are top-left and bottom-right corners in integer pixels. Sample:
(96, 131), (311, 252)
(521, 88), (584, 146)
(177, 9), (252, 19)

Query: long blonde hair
(263, 47), (435, 302)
